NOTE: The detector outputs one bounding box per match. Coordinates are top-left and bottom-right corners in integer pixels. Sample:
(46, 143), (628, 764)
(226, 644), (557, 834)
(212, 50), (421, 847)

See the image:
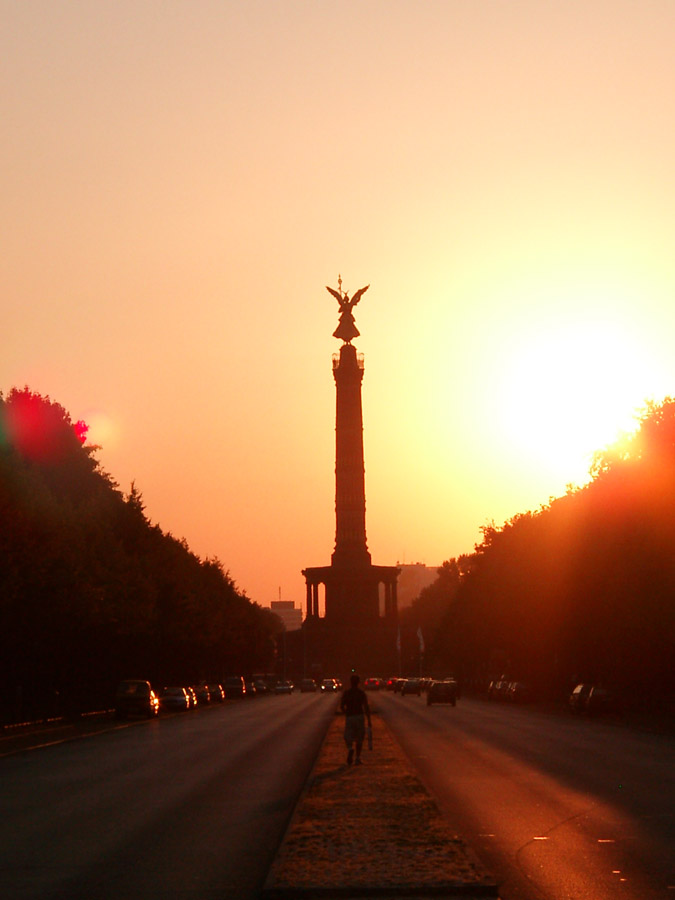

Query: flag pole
(396, 625), (401, 676)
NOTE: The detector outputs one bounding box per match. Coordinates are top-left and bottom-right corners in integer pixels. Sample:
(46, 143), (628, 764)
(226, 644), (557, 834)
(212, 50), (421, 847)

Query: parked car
(223, 676), (246, 699)
(115, 680), (160, 719)
(185, 686), (198, 709)
(393, 678), (406, 693)
(244, 680), (258, 698)
(206, 683), (225, 702)
(570, 683), (617, 715)
(426, 680), (457, 706)
(488, 678), (511, 701)
(300, 678), (317, 692)
(569, 683), (592, 713)
(193, 684), (211, 705)
(586, 686), (617, 714)
(159, 686), (190, 712)
(275, 680), (294, 694)
(253, 679), (269, 695)
(401, 678), (421, 696)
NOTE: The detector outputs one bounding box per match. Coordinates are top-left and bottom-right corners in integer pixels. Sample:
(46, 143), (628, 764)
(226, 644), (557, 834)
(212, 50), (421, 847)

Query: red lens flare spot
(3, 390), (88, 462)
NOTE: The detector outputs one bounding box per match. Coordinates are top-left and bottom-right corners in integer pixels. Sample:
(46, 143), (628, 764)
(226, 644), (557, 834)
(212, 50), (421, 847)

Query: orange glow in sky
(3, 2), (675, 606)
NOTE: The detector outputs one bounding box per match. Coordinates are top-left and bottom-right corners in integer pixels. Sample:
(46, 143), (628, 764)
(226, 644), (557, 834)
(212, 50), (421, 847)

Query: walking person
(340, 674), (371, 766)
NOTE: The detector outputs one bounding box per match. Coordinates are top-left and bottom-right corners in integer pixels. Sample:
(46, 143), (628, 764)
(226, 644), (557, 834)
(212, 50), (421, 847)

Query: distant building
(394, 563), (438, 609)
(271, 600), (302, 632)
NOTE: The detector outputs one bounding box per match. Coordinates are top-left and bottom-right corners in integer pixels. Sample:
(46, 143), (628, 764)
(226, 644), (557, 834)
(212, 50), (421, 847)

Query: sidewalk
(262, 707), (499, 899)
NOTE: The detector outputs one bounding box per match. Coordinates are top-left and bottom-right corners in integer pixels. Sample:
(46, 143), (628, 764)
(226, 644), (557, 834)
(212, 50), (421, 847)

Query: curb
(262, 708), (499, 899)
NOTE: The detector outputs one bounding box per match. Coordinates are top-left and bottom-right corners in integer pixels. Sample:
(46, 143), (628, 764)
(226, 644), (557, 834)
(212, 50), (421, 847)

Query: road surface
(5, 687), (672, 900)
(377, 691), (675, 900)
(0, 693), (335, 900)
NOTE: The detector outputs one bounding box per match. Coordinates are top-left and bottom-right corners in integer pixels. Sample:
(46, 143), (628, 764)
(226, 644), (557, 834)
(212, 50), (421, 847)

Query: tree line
(0, 388), (281, 723)
(400, 398), (675, 708)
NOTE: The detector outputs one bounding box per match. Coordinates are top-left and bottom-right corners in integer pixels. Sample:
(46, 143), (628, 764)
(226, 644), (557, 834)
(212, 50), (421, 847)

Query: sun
(498, 319), (655, 486)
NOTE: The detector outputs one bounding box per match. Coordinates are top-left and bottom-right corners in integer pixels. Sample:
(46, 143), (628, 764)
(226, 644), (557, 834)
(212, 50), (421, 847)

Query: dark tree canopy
(0, 389), (279, 722)
(402, 398), (675, 707)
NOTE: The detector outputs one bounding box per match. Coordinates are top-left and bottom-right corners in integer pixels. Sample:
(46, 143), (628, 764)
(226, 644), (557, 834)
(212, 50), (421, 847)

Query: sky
(4, 1), (675, 609)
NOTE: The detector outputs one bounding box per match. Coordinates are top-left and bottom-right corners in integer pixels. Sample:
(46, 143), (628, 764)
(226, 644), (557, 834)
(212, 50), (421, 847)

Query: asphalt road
(0, 693), (336, 900)
(376, 691), (675, 900)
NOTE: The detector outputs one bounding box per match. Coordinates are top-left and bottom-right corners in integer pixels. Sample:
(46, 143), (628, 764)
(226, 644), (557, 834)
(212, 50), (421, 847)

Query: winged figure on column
(326, 278), (369, 343)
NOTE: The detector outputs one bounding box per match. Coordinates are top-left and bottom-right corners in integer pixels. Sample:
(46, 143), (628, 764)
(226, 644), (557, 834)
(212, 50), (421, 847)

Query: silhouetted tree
(420, 398), (675, 707)
(0, 388), (280, 722)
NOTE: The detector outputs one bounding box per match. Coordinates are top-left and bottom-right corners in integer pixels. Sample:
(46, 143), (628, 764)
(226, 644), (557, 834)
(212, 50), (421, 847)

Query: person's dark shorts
(344, 714), (365, 745)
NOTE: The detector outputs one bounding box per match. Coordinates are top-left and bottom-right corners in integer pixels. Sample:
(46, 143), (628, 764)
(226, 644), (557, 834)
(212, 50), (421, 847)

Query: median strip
(262, 706), (499, 899)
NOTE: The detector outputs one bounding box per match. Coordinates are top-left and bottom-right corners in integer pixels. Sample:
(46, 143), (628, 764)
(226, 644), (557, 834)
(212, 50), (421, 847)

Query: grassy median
(263, 704), (498, 898)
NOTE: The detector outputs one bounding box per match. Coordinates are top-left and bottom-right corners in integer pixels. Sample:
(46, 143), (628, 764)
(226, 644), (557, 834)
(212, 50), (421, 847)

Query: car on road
(184, 686), (197, 709)
(253, 679), (269, 695)
(570, 683), (617, 715)
(569, 683), (592, 713)
(321, 678), (338, 693)
(364, 677), (383, 690)
(159, 686), (190, 712)
(275, 680), (294, 694)
(115, 680), (160, 718)
(300, 678), (317, 692)
(207, 683), (225, 702)
(487, 678), (511, 701)
(586, 685), (617, 713)
(401, 678), (421, 696)
(223, 676), (246, 698)
(193, 684), (211, 705)
(426, 680), (457, 706)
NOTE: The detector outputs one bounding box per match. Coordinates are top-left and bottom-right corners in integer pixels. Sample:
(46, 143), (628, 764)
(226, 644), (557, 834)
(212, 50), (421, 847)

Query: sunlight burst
(499, 320), (654, 485)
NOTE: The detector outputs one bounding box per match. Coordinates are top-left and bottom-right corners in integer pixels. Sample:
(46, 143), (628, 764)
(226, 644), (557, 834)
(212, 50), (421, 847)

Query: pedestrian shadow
(310, 764), (348, 786)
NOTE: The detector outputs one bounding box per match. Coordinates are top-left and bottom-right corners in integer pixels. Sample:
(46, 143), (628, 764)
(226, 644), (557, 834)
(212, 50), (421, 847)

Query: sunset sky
(4, 2), (675, 609)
